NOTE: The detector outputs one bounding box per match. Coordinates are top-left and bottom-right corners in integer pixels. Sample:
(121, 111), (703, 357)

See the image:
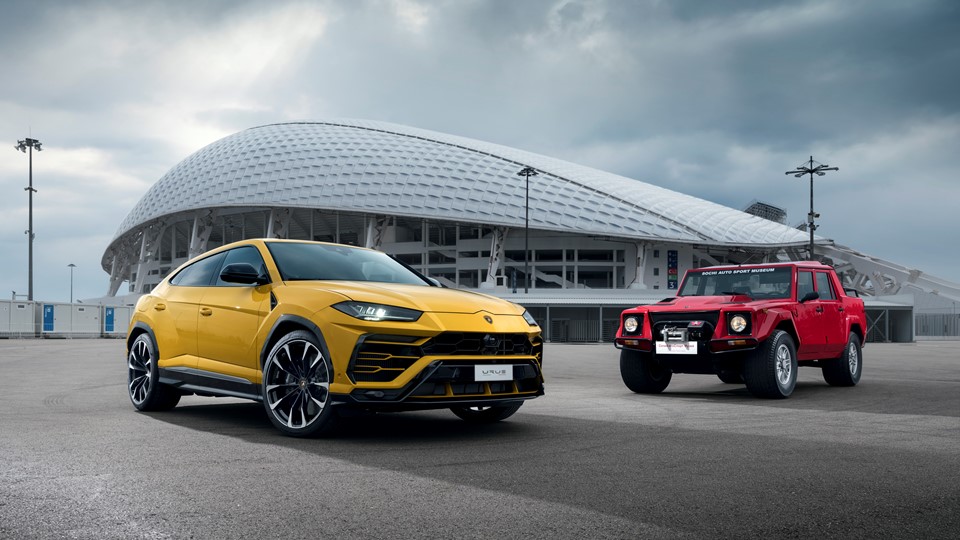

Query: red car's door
(815, 270), (845, 358)
(794, 269), (826, 359)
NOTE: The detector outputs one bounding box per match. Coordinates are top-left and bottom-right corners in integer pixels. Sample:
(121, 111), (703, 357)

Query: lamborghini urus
(126, 239), (544, 436)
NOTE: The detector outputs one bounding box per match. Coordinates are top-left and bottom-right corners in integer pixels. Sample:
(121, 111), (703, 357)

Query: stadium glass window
(578, 250), (613, 262)
(653, 249), (660, 258)
(394, 253), (422, 266)
(458, 226), (481, 240)
(394, 218), (423, 242)
(428, 251), (456, 264)
(653, 268), (660, 276)
(536, 266), (564, 289)
(458, 270), (479, 288)
(578, 267), (613, 288)
(537, 250), (563, 262)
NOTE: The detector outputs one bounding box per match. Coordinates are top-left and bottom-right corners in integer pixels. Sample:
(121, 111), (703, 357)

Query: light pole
(785, 156), (838, 260)
(517, 166), (539, 293)
(68, 264), (77, 303)
(15, 137), (42, 301)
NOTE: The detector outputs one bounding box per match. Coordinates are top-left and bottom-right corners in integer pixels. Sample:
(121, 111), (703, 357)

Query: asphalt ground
(0, 339), (958, 539)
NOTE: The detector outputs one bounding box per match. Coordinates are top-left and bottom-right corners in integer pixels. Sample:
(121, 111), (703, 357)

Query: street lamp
(68, 264), (77, 303)
(785, 156), (838, 261)
(517, 166), (539, 293)
(15, 137), (42, 301)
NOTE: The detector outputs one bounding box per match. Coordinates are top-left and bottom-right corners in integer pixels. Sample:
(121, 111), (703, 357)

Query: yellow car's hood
(284, 281), (525, 315)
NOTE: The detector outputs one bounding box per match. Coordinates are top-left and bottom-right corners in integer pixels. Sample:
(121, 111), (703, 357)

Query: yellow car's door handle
(154, 303), (166, 311)
(200, 307), (213, 317)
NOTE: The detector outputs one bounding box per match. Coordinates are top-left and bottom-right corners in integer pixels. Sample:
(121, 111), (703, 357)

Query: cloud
(1, 0), (959, 300)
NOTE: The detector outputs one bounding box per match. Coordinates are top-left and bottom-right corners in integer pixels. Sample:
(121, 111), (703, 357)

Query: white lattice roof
(111, 120), (811, 247)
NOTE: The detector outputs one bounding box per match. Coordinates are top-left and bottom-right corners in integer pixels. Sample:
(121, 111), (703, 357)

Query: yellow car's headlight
(523, 310), (539, 326)
(333, 302), (422, 322)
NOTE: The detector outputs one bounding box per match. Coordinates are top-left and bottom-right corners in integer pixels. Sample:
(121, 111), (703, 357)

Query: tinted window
(215, 246), (268, 287)
(266, 242), (428, 285)
(170, 252), (226, 287)
(815, 271), (836, 300)
(797, 271), (815, 300)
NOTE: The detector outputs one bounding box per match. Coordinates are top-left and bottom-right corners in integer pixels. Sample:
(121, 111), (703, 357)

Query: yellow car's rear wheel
(127, 333), (180, 411)
(262, 330), (337, 437)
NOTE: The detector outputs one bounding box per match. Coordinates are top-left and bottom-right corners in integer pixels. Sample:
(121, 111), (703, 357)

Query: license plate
(475, 365), (514, 381)
(656, 341), (698, 355)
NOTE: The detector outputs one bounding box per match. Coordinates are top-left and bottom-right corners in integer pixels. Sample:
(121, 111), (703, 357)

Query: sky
(1, 0), (958, 302)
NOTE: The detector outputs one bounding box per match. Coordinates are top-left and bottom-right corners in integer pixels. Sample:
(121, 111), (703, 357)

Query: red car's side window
(797, 270), (815, 300)
(815, 271), (837, 300)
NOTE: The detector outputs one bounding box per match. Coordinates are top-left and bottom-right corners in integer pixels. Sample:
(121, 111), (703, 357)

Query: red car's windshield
(678, 267), (792, 299)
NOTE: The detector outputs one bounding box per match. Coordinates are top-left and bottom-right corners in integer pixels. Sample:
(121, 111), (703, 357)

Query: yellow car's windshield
(266, 241), (430, 285)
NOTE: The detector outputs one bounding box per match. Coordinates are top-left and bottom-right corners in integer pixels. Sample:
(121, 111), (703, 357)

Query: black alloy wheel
(744, 330), (797, 399)
(127, 332), (181, 411)
(262, 330), (337, 437)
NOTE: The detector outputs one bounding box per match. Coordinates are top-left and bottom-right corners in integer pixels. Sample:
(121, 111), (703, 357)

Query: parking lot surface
(1, 339), (958, 539)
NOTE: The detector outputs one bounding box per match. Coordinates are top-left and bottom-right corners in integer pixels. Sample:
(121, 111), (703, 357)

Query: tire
(127, 332), (181, 411)
(262, 330), (338, 437)
(744, 330), (797, 399)
(620, 349), (672, 394)
(822, 333), (862, 387)
(450, 402), (523, 423)
(717, 370), (744, 384)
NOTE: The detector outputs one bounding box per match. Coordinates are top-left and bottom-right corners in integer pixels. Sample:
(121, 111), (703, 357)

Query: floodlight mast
(785, 156), (838, 261)
(14, 137), (42, 301)
(517, 166), (539, 293)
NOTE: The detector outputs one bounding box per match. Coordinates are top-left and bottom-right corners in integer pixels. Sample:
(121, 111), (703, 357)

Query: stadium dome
(102, 119), (814, 297)
(111, 120), (809, 247)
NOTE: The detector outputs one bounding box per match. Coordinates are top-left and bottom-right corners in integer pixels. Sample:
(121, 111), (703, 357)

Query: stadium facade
(101, 120), (960, 342)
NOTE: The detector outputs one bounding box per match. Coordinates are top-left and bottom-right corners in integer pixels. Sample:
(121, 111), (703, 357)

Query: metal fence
(916, 308), (960, 340)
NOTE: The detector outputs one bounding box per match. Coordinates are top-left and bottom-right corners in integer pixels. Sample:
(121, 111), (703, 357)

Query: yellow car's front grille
(407, 362), (542, 399)
(352, 348), (422, 383)
(350, 333), (542, 384)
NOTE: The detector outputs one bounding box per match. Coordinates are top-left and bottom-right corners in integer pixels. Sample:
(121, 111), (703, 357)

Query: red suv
(614, 262), (866, 398)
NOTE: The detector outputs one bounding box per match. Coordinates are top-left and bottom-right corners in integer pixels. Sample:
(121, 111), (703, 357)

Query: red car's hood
(646, 295), (754, 311)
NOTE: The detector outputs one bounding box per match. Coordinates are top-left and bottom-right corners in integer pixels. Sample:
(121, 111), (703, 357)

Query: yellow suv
(127, 239), (544, 436)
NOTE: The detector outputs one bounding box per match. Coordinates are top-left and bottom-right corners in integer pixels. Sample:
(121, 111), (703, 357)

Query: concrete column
(188, 210), (216, 259)
(481, 227), (508, 289)
(627, 242), (648, 289)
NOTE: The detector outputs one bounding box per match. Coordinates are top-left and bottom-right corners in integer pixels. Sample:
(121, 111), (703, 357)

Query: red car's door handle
(200, 307), (213, 317)
(816, 306), (824, 313)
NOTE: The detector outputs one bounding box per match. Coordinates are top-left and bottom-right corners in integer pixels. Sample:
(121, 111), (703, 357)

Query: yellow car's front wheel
(262, 330), (338, 437)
